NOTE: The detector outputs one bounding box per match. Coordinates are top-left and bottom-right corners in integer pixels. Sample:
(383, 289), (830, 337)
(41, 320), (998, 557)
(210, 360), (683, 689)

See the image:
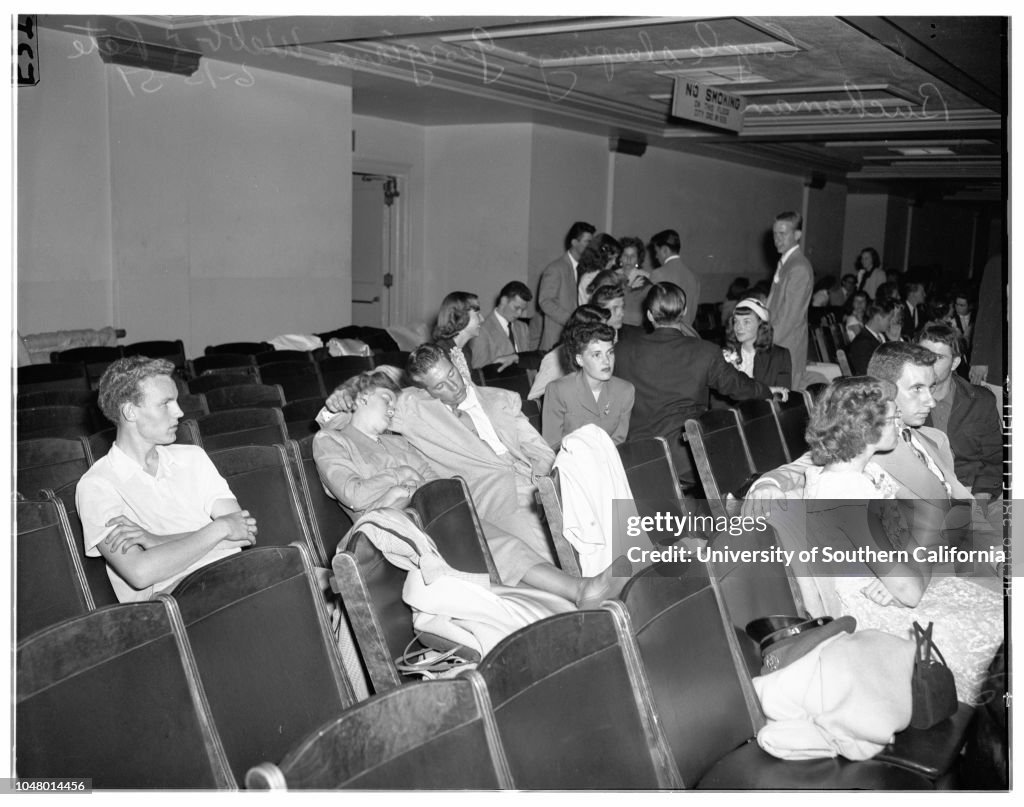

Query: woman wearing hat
(721, 297), (792, 391)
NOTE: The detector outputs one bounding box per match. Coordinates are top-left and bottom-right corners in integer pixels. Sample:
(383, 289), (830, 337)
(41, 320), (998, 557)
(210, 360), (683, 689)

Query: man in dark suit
(847, 298), (897, 375)
(537, 221), (595, 351)
(649, 229), (700, 328)
(613, 282), (777, 486)
(766, 211), (813, 388)
(916, 323), (1003, 513)
(470, 280), (539, 371)
(900, 282), (927, 339)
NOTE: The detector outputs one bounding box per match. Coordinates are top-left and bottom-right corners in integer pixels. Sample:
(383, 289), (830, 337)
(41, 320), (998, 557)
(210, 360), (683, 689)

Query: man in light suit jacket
(649, 229), (699, 328)
(537, 221), (595, 351)
(766, 211), (814, 389)
(743, 342), (1001, 575)
(470, 280), (537, 371)
(318, 343), (626, 606)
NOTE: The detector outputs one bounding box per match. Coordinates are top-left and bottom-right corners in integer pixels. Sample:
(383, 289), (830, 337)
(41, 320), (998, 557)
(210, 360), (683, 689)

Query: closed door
(351, 173), (398, 327)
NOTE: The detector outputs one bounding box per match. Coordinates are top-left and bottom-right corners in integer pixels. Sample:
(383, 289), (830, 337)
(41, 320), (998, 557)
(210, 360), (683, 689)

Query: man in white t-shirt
(76, 356), (257, 602)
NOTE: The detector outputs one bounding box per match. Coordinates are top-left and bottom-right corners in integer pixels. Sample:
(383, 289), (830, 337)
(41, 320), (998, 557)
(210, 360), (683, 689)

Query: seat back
(836, 348), (853, 377)
(254, 349), (313, 365)
(206, 444), (316, 556)
(16, 600), (235, 788)
(50, 346), (124, 388)
(16, 437), (91, 498)
(17, 362), (90, 393)
(332, 530), (414, 694)
(193, 407), (288, 450)
(734, 399), (788, 475)
(15, 498), (93, 640)
(828, 322), (848, 349)
(317, 355), (375, 392)
(123, 339), (187, 372)
(609, 561), (761, 786)
(465, 610), (682, 789)
(17, 404), (97, 439)
(17, 388), (97, 410)
(533, 469), (582, 576)
(282, 398), (325, 440)
(177, 391), (210, 420)
(473, 366), (531, 400)
(520, 397), (542, 434)
(684, 410), (756, 518)
(409, 477), (499, 582)
(190, 353), (257, 377)
(245, 678), (511, 790)
(204, 383), (286, 411)
(46, 481), (120, 608)
(287, 437), (353, 565)
(773, 394), (810, 463)
(187, 370), (259, 395)
(170, 545), (354, 784)
(205, 341), (273, 356)
(371, 350), (411, 369)
(258, 361), (325, 403)
(617, 436), (690, 544)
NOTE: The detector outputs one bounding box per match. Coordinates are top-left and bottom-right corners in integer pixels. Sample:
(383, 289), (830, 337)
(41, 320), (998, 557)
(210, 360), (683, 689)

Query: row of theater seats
(16, 434), (974, 789)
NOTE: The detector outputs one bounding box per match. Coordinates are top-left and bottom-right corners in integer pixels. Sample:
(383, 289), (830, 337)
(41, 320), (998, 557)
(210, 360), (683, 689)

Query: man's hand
(215, 509), (258, 546)
(740, 484), (788, 519)
(969, 364), (989, 385)
(495, 354), (519, 372)
(770, 387), (790, 402)
(104, 516), (160, 554)
(861, 579), (903, 607)
(325, 388), (354, 414)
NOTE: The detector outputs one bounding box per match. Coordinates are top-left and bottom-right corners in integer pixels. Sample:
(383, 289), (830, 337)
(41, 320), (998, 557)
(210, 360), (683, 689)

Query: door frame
(352, 159), (410, 328)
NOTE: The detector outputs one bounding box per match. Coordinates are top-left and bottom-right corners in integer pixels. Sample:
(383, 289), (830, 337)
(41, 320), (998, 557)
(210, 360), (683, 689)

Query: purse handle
(913, 621), (949, 667)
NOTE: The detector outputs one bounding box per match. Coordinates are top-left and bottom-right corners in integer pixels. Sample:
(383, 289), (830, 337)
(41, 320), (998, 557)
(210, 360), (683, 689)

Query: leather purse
(910, 621), (958, 729)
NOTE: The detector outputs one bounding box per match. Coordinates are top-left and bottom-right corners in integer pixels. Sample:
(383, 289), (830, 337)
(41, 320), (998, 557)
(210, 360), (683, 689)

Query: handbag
(910, 621), (958, 729)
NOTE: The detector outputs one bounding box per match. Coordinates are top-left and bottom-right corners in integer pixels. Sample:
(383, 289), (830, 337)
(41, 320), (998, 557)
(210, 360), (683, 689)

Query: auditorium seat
(318, 355), (374, 392)
(409, 477), (498, 581)
(190, 353), (257, 378)
(123, 339), (188, 374)
(254, 348), (313, 365)
(684, 410), (758, 519)
(170, 545), (354, 785)
(773, 395), (811, 462)
(50, 345), (124, 388)
(17, 388), (97, 410)
(258, 361), (325, 403)
(188, 371), (259, 395)
(205, 341), (273, 356)
(45, 480), (120, 608)
(836, 348), (853, 377)
(533, 468), (582, 577)
(371, 350), (410, 369)
(206, 444), (318, 558)
(17, 404), (98, 440)
(245, 679), (511, 790)
(178, 391), (210, 420)
(618, 436), (696, 543)
(16, 600), (235, 789)
(15, 498), (93, 641)
(287, 436), (353, 565)
(463, 610), (683, 789)
(17, 362), (91, 393)
(16, 436), (91, 498)
(282, 398), (326, 440)
(191, 407), (289, 451)
(520, 397), (542, 433)
(734, 399), (788, 475)
(472, 365), (531, 400)
(204, 383), (286, 412)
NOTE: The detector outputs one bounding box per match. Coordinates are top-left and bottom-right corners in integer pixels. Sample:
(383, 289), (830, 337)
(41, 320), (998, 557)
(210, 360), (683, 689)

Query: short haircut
(498, 281), (532, 303)
(806, 376), (897, 464)
(865, 297), (897, 321)
(566, 321), (616, 368)
(649, 229), (681, 253)
(565, 221), (596, 249)
(98, 356), (176, 424)
(644, 282), (687, 326)
(915, 321), (963, 358)
(406, 343), (450, 382)
(775, 211), (803, 230)
(841, 273), (857, 285)
(866, 341), (937, 385)
(340, 369), (403, 403)
(902, 281), (925, 298)
(432, 291), (480, 341)
(588, 274), (625, 302)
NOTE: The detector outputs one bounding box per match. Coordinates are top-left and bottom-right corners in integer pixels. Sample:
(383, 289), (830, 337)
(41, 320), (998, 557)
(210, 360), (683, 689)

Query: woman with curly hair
(432, 291), (482, 383)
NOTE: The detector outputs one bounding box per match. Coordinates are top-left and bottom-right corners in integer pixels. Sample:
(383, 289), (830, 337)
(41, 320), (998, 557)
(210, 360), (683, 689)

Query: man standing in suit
(537, 221), (595, 351)
(318, 343), (625, 606)
(900, 282), (927, 339)
(847, 298), (898, 375)
(743, 342), (1000, 574)
(766, 212), (814, 389)
(470, 281), (538, 371)
(649, 229), (699, 327)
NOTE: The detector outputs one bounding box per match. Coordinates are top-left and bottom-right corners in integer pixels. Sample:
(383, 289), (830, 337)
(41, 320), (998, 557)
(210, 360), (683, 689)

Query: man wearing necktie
(847, 298), (898, 375)
(470, 281), (539, 371)
(766, 211), (814, 389)
(743, 342), (1002, 576)
(900, 282), (927, 340)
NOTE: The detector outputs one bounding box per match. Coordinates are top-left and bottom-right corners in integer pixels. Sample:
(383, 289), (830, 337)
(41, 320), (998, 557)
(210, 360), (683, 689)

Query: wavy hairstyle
(432, 291), (480, 341)
(805, 376), (897, 465)
(97, 356), (176, 424)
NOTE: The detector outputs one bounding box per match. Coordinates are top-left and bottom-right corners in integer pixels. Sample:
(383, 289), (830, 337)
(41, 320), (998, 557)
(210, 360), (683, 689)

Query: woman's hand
(326, 388), (354, 414)
(380, 484), (415, 509)
(861, 578), (903, 607)
(394, 465), (425, 486)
